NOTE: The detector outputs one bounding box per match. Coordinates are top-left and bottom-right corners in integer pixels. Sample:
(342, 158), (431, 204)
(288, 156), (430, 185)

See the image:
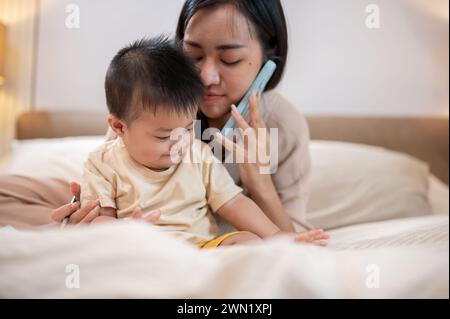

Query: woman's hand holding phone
(216, 93), (273, 193)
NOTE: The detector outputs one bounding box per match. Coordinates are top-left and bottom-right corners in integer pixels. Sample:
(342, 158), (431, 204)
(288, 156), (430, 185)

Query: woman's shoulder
(260, 90), (309, 140)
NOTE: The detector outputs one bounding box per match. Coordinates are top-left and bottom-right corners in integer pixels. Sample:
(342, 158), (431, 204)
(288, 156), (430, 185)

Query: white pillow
(0, 136), (104, 183)
(306, 141), (433, 229)
(428, 175), (450, 215)
(0, 137), (436, 231)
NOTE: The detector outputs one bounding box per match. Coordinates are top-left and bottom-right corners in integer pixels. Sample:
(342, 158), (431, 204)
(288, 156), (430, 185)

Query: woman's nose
(200, 60), (220, 86)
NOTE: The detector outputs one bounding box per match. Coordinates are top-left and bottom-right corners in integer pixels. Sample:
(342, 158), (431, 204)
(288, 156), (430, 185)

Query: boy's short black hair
(105, 36), (204, 123)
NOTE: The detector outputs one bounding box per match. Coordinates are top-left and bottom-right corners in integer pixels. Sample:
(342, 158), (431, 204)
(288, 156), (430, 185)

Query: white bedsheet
(0, 215), (447, 298)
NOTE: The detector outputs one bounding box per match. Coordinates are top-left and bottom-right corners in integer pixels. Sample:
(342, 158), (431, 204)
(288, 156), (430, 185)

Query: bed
(0, 112), (448, 298)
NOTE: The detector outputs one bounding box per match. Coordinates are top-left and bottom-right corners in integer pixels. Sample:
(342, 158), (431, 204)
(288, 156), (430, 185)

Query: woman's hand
(215, 94), (296, 232)
(51, 182), (161, 226)
(50, 182), (100, 225)
(216, 93), (272, 193)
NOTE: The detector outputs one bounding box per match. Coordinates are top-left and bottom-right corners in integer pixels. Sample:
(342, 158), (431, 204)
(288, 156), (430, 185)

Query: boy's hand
(130, 207), (161, 224)
(275, 229), (330, 247)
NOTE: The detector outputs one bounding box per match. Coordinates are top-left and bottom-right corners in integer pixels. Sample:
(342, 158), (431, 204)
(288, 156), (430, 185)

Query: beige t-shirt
(81, 138), (242, 244)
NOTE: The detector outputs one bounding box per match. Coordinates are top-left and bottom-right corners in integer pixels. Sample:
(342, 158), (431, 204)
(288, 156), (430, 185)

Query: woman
(52, 0), (312, 232)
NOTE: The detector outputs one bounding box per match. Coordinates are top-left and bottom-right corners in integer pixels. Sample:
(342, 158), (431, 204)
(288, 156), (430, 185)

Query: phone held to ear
(220, 59), (276, 137)
(217, 59), (276, 161)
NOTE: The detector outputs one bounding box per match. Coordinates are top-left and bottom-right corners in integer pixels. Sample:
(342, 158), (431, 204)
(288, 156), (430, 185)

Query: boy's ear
(108, 115), (127, 137)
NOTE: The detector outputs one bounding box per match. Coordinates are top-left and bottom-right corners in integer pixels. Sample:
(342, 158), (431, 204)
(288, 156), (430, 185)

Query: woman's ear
(108, 115), (127, 137)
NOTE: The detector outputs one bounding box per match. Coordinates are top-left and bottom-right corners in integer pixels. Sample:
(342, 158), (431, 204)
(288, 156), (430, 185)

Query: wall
(0, 0), (38, 156)
(29, 0), (450, 117)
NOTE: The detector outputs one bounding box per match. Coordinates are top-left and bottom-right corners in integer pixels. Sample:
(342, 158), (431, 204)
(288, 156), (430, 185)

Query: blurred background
(0, 0), (448, 156)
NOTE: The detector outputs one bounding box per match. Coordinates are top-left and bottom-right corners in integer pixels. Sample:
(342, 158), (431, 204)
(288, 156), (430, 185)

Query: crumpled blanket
(0, 217), (448, 298)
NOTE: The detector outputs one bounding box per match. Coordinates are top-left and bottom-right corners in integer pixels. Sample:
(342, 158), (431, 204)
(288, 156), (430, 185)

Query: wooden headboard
(16, 112), (449, 184)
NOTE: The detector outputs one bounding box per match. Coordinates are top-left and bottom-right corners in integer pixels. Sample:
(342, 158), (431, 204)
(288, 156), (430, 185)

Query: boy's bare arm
(216, 194), (280, 238)
(91, 206), (117, 224)
(217, 194), (330, 246)
(99, 206), (117, 217)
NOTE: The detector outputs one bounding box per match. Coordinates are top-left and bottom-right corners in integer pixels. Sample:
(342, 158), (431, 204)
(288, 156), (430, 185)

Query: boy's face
(109, 109), (196, 170)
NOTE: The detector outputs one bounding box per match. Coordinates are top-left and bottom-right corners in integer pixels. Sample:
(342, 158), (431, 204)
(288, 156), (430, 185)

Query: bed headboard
(307, 117), (448, 185)
(16, 112), (449, 184)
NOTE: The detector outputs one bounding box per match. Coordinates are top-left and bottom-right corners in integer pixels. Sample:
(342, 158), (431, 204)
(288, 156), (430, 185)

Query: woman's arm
(246, 176), (295, 232)
(217, 93), (312, 232)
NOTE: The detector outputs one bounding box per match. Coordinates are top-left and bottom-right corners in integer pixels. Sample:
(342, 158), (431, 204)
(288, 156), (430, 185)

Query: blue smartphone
(220, 59), (277, 138)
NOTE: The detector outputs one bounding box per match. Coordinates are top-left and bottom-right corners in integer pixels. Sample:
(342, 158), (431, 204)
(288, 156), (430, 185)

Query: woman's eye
(222, 60), (242, 66)
(157, 136), (170, 141)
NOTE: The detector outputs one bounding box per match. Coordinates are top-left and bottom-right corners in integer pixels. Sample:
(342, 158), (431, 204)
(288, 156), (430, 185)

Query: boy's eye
(155, 128), (193, 141)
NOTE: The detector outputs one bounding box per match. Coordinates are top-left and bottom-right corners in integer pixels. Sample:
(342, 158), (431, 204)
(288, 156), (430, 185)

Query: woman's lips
(204, 93), (225, 101)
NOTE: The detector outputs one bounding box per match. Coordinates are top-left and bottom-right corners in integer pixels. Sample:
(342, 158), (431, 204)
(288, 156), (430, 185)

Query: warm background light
(0, 0), (38, 157)
(0, 21), (6, 86)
